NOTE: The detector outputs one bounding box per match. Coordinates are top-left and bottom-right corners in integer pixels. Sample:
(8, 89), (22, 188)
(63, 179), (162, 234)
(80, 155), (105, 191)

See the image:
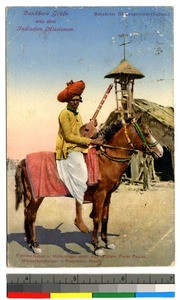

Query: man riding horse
(56, 80), (104, 233)
(14, 80), (163, 256)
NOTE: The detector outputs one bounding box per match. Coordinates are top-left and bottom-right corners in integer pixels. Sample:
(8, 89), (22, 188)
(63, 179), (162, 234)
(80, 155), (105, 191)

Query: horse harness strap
(102, 144), (137, 152)
(100, 145), (132, 163)
(124, 125), (135, 149)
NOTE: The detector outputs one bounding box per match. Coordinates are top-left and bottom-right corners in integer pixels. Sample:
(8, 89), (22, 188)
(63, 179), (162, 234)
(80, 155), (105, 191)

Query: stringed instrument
(80, 84), (113, 138)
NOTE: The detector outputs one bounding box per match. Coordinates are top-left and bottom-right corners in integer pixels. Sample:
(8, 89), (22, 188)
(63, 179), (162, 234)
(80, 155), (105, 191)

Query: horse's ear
(126, 117), (134, 124)
(134, 113), (143, 124)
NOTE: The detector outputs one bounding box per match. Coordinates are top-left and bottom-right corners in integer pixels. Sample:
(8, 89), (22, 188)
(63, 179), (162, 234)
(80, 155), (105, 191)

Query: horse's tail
(15, 159), (25, 210)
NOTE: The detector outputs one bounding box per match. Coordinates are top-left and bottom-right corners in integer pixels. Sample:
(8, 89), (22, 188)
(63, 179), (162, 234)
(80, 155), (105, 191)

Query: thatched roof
(134, 99), (174, 129)
(104, 59), (145, 79)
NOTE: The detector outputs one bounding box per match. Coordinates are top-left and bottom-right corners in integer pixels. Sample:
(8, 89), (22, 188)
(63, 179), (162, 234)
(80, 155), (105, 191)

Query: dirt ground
(7, 169), (175, 268)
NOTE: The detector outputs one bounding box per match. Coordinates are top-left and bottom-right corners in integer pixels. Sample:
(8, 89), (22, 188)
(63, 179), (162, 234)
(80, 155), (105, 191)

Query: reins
(101, 144), (137, 152)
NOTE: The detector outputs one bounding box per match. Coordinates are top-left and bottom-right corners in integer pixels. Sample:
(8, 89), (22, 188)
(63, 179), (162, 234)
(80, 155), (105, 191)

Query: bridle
(100, 122), (159, 162)
(132, 122), (159, 155)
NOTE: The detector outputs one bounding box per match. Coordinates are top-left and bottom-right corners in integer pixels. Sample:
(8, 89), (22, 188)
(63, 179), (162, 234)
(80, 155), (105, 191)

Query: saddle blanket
(26, 148), (100, 199)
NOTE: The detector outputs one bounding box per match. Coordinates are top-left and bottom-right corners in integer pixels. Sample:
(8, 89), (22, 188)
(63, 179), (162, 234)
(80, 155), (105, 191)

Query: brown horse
(15, 117), (163, 256)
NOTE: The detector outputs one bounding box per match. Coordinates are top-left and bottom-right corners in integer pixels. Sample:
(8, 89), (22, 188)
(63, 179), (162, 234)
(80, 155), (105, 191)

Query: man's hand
(90, 137), (104, 145)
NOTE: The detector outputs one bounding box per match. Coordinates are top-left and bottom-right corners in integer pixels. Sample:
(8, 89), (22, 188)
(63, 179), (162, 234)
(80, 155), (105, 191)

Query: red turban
(57, 80), (85, 102)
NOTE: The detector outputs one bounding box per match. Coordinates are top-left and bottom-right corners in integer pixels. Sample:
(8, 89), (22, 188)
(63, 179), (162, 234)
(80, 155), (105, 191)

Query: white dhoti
(56, 152), (88, 204)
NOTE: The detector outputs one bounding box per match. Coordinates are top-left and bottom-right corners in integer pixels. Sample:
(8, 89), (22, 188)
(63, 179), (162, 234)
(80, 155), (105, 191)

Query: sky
(6, 6), (174, 159)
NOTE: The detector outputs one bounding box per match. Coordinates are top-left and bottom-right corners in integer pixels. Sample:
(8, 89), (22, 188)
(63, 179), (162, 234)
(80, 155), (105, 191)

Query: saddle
(26, 148), (100, 199)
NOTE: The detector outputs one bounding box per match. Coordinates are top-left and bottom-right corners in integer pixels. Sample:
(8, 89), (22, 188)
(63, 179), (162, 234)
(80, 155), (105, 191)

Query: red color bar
(8, 292), (50, 298)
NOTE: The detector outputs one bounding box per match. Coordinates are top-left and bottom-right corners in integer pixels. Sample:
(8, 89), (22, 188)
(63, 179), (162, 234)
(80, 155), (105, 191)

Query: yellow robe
(55, 108), (91, 159)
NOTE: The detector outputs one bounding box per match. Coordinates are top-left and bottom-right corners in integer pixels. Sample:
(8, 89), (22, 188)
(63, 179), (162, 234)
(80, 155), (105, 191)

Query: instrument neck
(91, 84), (113, 122)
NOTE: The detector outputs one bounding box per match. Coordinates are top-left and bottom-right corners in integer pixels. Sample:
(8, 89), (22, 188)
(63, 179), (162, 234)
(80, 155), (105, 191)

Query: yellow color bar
(50, 292), (92, 298)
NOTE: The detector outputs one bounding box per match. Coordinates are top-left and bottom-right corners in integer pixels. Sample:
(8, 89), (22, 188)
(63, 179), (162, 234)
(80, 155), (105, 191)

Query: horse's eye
(143, 126), (151, 137)
(144, 133), (150, 137)
(143, 129), (150, 137)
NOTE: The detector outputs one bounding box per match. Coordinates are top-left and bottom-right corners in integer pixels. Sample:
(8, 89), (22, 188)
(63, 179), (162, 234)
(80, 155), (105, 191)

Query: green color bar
(93, 293), (135, 298)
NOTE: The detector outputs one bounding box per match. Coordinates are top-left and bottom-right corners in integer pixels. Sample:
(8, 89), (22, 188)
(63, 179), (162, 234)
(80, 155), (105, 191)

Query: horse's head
(125, 116), (163, 159)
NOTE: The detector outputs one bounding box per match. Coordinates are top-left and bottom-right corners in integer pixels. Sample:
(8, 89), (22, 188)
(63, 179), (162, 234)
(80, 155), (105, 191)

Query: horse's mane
(98, 120), (123, 142)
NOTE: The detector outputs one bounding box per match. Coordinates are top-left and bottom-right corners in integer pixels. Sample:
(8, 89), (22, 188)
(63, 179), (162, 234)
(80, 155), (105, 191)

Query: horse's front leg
(91, 194), (106, 256)
(101, 204), (109, 247)
(24, 198), (43, 254)
(101, 196), (116, 250)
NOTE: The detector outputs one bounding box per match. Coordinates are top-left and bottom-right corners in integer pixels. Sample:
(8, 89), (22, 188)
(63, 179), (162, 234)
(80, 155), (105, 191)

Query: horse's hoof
(28, 242), (42, 254)
(94, 248), (105, 257)
(106, 243), (116, 250)
(32, 246), (42, 254)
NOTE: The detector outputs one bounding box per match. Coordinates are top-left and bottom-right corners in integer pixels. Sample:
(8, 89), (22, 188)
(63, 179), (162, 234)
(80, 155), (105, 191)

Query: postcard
(6, 6), (174, 268)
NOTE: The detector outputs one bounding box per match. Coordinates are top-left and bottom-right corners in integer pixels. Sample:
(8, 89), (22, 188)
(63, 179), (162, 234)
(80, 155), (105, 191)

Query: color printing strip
(7, 291), (175, 298)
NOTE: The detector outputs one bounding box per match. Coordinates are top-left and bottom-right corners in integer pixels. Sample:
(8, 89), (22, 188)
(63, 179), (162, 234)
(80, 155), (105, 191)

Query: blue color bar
(136, 291), (175, 298)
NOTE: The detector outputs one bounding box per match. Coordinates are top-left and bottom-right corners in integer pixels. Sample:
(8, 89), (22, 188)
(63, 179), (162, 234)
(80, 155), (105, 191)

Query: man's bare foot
(74, 219), (90, 233)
